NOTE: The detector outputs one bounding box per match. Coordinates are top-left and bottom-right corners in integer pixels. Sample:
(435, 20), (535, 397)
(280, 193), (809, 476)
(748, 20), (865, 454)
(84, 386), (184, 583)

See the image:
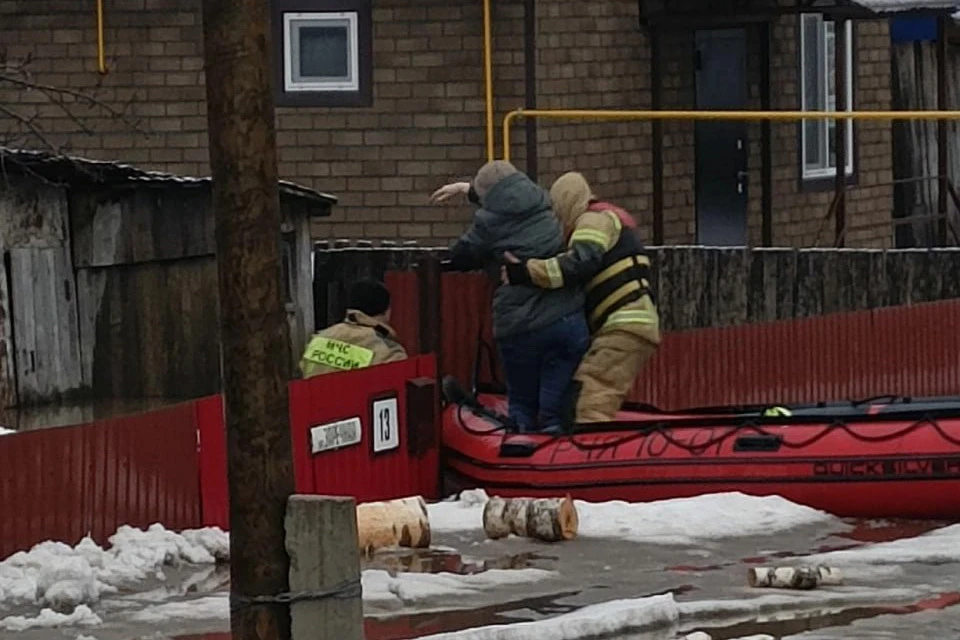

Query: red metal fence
(1, 355), (440, 557)
(385, 270), (960, 410)
(4, 268), (960, 558)
(0, 403), (202, 559)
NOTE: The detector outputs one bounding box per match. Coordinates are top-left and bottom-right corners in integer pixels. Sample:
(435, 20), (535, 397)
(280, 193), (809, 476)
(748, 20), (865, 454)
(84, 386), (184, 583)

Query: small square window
(273, 0), (372, 108)
(283, 12), (359, 93)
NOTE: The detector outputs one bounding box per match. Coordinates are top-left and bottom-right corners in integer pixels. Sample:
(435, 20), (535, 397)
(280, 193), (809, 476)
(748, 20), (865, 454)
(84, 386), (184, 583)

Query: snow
(0, 524), (229, 610)
(0, 605), (102, 631)
(428, 490), (843, 545)
(417, 593), (679, 639)
(805, 523), (960, 566)
(362, 567), (557, 610)
(0, 427), (14, 436)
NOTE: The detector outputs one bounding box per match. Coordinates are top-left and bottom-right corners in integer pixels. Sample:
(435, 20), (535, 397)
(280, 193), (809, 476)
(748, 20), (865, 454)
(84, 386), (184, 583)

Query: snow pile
(427, 489), (489, 533)
(0, 604), (102, 631)
(0, 524), (229, 610)
(805, 523), (960, 566)
(428, 490), (843, 544)
(363, 567), (557, 610)
(0, 427), (15, 436)
(418, 593), (679, 639)
(575, 493), (841, 545)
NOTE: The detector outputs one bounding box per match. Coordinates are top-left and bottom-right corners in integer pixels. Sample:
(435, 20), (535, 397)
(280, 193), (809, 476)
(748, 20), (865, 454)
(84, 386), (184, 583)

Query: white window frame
(800, 14), (854, 180)
(282, 11), (360, 93)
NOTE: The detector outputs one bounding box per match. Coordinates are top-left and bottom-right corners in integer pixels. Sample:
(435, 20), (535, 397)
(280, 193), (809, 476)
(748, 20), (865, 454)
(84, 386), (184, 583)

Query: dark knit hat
(348, 279), (391, 317)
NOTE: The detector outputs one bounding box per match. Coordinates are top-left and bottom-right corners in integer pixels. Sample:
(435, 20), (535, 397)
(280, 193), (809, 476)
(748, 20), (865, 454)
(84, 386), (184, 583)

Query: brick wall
(766, 16), (894, 248)
(0, 0), (894, 247)
(533, 0), (654, 241)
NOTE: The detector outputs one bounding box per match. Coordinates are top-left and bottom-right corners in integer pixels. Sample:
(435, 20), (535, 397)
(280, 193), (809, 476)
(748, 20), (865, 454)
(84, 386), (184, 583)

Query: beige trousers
(573, 329), (659, 423)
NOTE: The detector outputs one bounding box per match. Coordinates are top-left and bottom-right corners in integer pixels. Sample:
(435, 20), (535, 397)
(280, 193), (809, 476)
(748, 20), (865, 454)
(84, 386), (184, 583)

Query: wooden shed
(0, 147), (335, 408)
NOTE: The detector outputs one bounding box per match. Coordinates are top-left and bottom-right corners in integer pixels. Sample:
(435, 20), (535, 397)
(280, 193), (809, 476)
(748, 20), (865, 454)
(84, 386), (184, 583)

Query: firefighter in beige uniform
(503, 171), (661, 423)
(299, 279), (408, 379)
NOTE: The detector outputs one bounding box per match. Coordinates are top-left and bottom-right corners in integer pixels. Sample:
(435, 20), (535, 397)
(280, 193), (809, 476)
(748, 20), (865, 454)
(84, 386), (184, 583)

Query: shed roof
(0, 147), (337, 212)
(852, 0), (959, 12)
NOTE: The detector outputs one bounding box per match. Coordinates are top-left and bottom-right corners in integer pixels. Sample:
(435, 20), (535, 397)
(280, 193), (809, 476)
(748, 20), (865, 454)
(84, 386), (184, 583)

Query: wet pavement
(1, 518), (956, 640)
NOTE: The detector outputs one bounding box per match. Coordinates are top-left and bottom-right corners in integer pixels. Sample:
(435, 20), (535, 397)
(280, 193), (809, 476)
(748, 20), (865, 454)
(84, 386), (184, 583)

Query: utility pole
(201, 1), (295, 639)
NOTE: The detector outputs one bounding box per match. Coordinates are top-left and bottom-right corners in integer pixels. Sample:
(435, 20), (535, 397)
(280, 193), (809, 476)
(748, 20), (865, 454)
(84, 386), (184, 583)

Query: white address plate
(310, 417), (362, 454)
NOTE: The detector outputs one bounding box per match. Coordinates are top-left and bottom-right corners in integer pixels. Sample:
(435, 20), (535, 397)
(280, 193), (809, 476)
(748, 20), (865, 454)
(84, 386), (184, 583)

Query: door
(694, 28), (749, 246)
(9, 247), (83, 404)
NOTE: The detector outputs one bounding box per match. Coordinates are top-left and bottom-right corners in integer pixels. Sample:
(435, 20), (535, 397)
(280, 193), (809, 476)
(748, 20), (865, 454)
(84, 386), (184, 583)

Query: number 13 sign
(371, 396), (400, 453)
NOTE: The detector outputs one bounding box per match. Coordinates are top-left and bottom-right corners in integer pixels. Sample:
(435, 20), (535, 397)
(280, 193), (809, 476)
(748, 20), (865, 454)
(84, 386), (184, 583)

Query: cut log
(356, 495), (431, 555)
(482, 495), (578, 542)
(747, 565), (843, 590)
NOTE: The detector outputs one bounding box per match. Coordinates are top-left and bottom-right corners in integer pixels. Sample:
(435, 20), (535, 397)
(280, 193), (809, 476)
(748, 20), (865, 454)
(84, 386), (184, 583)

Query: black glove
(503, 260), (532, 285)
(467, 184), (481, 205)
(442, 251), (483, 272)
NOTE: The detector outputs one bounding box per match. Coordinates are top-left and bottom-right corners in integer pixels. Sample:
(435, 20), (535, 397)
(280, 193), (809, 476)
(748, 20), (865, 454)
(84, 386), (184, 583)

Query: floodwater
(0, 397), (183, 432)
(2, 519), (957, 640)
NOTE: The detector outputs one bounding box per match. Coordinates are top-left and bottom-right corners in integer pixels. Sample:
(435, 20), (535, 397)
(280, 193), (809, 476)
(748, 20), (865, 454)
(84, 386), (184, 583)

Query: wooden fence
(313, 244), (960, 333)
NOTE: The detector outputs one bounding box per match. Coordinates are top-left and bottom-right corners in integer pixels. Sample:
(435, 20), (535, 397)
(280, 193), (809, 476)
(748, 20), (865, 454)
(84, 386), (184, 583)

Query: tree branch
(0, 47), (145, 153)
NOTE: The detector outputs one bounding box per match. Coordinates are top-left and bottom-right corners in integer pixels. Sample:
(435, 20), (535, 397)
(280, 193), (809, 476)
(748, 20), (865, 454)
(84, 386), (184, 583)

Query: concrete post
(285, 495), (364, 640)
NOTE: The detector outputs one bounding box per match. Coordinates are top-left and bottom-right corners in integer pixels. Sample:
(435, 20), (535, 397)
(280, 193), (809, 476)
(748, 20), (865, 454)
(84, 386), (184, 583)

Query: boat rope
(453, 406), (960, 456)
(564, 416), (960, 455)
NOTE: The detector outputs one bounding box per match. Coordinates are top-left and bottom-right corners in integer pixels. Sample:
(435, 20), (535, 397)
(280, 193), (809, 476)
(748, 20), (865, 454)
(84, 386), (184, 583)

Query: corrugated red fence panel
(196, 395), (228, 529)
(423, 272), (960, 409)
(198, 354), (442, 532)
(0, 402), (202, 559)
(290, 355), (440, 503)
(631, 299), (960, 409)
(440, 273), (498, 385)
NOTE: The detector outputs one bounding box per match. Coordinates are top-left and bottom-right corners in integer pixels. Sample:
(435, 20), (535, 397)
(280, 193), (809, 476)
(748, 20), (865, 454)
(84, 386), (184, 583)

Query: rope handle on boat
(564, 415), (960, 455)
(453, 404), (960, 456)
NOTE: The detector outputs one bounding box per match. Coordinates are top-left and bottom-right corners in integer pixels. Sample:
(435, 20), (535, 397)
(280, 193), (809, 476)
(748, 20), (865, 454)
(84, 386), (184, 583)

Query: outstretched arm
(446, 218), (490, 272)
(504, 211), (620, 289)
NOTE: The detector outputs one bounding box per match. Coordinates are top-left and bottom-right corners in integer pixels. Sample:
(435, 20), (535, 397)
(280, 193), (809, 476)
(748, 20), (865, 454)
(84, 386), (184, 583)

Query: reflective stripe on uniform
(569, 228), (611, 249)
(589, 280), (642, 326)
(600, 307), (658, 329)
(605, 210), (623, 233)
(303, 336), (374, 370)
(544, 257), (564, 288)
(586, 254), (652, 293)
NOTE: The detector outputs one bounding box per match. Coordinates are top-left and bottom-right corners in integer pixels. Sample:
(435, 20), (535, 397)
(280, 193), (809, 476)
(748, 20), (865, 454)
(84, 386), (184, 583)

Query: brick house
(1, 0), (957, 248)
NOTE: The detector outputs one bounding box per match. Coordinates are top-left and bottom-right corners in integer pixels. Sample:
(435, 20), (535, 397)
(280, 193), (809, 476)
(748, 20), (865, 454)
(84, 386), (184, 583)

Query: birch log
(482, 495), (578, 542)
(356, 495), (431, 555)
(747, 565), (843, 590)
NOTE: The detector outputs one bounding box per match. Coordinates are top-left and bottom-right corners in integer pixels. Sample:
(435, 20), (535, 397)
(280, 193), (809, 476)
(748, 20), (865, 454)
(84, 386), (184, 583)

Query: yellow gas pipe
(482, 0), (494, 161)
(501, 108), (960, 162)
(96, 0), (107, 74)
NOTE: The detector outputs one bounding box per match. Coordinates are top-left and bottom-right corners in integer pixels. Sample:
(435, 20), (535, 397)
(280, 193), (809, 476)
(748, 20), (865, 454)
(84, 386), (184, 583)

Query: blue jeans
(496, 313), (591, 432)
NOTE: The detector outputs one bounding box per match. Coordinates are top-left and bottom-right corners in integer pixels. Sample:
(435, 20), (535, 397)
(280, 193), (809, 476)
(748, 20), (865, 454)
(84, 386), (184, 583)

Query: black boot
(558, 379), (583, 433)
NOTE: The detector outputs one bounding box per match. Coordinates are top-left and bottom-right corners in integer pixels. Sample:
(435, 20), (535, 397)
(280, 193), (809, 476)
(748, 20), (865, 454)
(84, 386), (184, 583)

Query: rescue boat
(440, 377), (960, 519)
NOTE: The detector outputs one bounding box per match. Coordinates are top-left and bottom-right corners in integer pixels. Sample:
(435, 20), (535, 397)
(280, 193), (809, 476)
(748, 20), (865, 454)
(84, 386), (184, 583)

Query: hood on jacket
(478, 171), (551, 218)
(549, 171), (594, 233)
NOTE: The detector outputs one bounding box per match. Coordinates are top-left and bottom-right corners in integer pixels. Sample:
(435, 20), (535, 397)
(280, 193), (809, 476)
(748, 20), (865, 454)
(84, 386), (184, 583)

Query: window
(273, 0), (372, 107)
(800, 14), (854, 180)
(284, 12), (359, 92)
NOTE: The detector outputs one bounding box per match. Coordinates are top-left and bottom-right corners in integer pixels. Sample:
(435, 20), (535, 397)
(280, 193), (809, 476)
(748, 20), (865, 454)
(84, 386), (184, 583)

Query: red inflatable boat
(440, 379), (960, 519)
